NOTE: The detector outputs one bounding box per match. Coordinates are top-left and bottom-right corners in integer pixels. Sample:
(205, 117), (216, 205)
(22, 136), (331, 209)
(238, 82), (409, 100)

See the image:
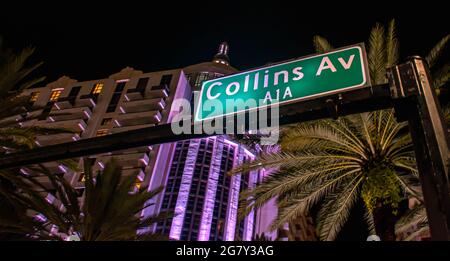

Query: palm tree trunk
(372, 202), (397, 241)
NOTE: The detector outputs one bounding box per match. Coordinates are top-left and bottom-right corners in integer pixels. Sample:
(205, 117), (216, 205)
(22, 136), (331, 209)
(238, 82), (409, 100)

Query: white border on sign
(194, 44), (368, 122)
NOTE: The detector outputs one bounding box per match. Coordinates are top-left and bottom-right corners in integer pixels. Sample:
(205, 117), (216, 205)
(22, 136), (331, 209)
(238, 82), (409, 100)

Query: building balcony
(21, 161), (67, 176)
(124, 84), (169, 101)
(36, 132), (81, 146)
(110, 123), (156, 134)
(114, 110), (162, 127)
(33, 118), (87, 133)
(54, 94), (97, 110)
(99, 152), (150, 168)
(20, 162), (77, 191)
(2, 110), (43, 128)
(53, 96), (76, 110)
(0, 114), (23, 126)
(28, 175), (53, 188)
(48, 106), (92, 122)
(122, 167), (146, 181)
(120, 97), (165, 114)
(18, 118), (39, 128)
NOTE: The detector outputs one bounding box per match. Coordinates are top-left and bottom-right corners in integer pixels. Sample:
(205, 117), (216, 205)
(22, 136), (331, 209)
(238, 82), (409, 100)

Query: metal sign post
(388, 56), (450, 240)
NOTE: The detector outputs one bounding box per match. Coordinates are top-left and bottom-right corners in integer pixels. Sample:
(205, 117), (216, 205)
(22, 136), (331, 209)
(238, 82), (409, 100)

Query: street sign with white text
(195, 44), (370, 121)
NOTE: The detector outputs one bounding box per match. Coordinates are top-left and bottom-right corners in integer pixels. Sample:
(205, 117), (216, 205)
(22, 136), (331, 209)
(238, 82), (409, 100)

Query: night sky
(0, 2), (448, 85)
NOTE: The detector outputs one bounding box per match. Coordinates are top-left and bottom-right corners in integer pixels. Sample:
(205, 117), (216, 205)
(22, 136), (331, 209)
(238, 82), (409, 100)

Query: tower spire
(212, 41), (230, 66)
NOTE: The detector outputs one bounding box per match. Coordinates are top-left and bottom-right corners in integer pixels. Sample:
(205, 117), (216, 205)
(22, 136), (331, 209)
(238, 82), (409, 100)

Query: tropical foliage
(0, 39), (77, 240)
(231, 20), (449, 240)
(0, 38), (71, 153)
(0, 41), (171, 240)
(0, 159), (170, 240)
(426, 34), (450, 95)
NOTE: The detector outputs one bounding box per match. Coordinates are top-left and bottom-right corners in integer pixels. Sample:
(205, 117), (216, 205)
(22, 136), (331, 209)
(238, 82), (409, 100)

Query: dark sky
(0, 1), (448, 85)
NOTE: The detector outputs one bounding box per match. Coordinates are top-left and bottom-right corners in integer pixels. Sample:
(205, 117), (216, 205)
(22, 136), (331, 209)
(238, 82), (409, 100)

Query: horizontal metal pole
(0, 84), (392, 169)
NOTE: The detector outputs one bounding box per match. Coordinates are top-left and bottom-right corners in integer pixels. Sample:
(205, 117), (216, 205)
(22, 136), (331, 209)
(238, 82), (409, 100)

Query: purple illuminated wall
(169, 139), (201, 240)
(198, 136), (224, 241)
(224, 146), (244, 241)
(160, 136), (258, 241)
(243, 169), (258, 240)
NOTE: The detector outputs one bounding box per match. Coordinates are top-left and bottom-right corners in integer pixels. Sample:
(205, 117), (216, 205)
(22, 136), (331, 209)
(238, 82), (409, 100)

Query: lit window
(95, 129), (109, 137)
(49, 89), (62, 101)
(101, 118), (112, 126)
(30, 91), (40, 102)
(78, 172), (85, 182)
(135, 180), (142, 189)
(92, 83), (104, 94)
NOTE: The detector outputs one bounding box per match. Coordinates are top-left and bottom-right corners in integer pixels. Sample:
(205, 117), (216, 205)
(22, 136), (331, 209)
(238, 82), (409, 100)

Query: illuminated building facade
(13, 67), (191, 201)
(6, 42), (262, 241)
(156, 137), (258, 241)
(149, 42), (259, 241)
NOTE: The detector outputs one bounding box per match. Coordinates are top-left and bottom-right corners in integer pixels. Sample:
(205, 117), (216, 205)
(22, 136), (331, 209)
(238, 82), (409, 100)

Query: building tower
(154, 42), (259, 241)
(212, 42), (230, 66)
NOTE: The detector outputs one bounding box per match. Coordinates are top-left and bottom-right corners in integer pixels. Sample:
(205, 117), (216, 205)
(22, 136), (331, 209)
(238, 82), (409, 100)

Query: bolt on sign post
(195, 44), (370, 122)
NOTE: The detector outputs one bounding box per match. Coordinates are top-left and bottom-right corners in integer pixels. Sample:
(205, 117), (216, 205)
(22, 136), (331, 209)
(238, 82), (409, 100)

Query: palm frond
(81, 159), (168, 240)
(0, 127), (37, 149)
(392, 173), (423, 203)
(281, 120), (367, 160)
(312, 35), (333, 54)
(0, 158), (170, 241)
(316, 174), (364, 240)
(0, 95), (30, 119)
(385, 19), (399, 68)
(0, 47), (44, 99)
(237, 166), (322, 222)
(270, 170), (361, 230)
(426, 34), (449, 68)
(404, 226), (429, 241)
(368, 23), (387, 84)
(395, 204), (427, 235)
(38, 164), (81, 228)
(229, 151), (314, 175)
(432, 62), (450, 90)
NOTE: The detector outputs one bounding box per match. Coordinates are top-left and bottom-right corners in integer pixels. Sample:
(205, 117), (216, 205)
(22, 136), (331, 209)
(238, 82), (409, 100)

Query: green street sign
(194, 44), (370, 122)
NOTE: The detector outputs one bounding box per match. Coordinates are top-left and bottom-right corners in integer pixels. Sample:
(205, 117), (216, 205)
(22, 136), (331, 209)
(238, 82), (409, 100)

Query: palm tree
(0, 159), (170, 240)
(0, 38), (72, 153)
(0, 39), (170, 241)
(230, 20), (449, 241)
(0, 39), (78, 240)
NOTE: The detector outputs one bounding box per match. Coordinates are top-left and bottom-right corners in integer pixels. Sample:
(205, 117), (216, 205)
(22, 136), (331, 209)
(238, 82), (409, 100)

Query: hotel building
(3, 42), (264, 241)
